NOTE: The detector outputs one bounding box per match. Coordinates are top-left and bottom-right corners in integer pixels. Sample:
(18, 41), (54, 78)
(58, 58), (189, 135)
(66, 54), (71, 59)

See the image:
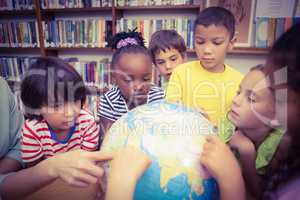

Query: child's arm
(0, 158), (22, 174)
(81, 117), (100, 151)
(0, 150), (113, 200)
(229, 131), (263, 198)
(200, 135), (246, 200)
(105, 147), (151, 200)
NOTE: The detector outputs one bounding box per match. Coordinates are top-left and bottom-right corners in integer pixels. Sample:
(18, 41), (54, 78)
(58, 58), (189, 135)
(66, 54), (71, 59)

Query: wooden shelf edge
(115, 4), (201, 10)
(187, 47), (269, 55)
(41, 7), (112, 13)
(0, 47), (41, 53)
(0, 9), (35, 15)
(45, 47), (112, 52)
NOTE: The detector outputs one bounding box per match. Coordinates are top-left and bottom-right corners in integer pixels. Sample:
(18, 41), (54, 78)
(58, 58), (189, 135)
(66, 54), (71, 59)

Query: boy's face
(114, 53), (152, 106)
(194, 24), (234, 73)
(228, 70), (275, 141)
(41, 100), (81, 132)
(154, 48), (185, 80)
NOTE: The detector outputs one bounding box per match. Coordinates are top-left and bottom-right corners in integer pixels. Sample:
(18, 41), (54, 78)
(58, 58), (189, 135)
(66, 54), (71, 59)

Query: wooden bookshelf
(0, 0), (270, 56)
(41, 7), (112, 14)
(229, 47), (270, 55)
(0, 47), (41, 53)
(115, 4), (202, 11)
(0, 9), (36, 16)
(186, 47), (269, 55)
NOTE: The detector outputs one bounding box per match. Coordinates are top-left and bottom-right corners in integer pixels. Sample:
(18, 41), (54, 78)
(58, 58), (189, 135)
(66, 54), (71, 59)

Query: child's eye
(170, 57), (178, 62)
(143, 77), (151, 82)
(123, 76), (132, 83)
(196, 40), (205, 45)
(236, 90), (241, 95)
(156, 61), (165, 65)
(213, 41), (224, 45)
(247, 96), (256, 103)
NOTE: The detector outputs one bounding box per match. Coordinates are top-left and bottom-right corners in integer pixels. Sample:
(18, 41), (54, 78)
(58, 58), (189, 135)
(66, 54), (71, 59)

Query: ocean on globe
(100, 100), (220, 200)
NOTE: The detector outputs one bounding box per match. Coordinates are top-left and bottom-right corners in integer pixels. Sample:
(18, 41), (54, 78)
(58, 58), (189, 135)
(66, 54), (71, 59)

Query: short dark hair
(109, 30), (151, 69)
(149, 30), (187, 63)
(194, 7), (235, 39)
(21, 56), (86, 120)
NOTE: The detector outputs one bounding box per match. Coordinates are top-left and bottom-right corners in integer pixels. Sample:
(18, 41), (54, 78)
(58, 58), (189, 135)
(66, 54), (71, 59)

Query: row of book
(0, 57), (36, 82)
(115, 0), (200, 6)
(254, 17), (300, 48)
(117, 17), (194, 49)
(0, 56), (112, 89)
(0, 56), (114, 119)
(43, 19), (112, 48)
(64, 57), (113, 120)
(0, 21), (40, 47)
(0, 0), (34, 10)
(64, 57), (111, 89)
(40, 0), (112, 9)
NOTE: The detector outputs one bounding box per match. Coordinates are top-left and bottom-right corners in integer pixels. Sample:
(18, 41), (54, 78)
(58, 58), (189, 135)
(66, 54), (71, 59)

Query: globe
(101, 100), (220, 200)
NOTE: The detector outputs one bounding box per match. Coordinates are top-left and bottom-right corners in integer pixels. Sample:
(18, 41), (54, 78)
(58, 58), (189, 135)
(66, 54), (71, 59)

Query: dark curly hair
(109, 29), (151, 69)
(263, 23), (300, 199)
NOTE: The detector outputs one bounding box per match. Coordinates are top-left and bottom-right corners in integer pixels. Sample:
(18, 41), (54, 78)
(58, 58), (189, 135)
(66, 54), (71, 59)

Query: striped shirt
(98, 86), (165, 122)
(21, 109), (99, 163)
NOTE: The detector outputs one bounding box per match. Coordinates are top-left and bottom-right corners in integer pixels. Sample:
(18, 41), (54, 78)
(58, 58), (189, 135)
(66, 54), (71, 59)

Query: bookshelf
(0, 0), (271, 56)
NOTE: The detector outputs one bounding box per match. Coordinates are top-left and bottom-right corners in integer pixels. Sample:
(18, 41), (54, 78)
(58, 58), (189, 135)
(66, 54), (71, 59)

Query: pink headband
(116, 37), (138, 49)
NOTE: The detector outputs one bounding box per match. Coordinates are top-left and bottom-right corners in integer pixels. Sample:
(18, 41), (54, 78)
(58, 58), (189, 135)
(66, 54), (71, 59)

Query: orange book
(284, 17), (293, 32)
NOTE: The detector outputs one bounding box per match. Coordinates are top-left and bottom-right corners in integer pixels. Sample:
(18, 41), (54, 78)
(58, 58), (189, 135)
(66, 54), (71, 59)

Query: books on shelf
(43, 18), (112, 48)
(0, 20), (40, 48)
(0, 0), (35, 11)
(253, 17), (300, 48)
(115, 0), (196, 6)
(117, 17), (194, 49)
(40, 0), (112, 9)
(0, 56), (36, 82)
(64, 57), (112, 120)
(63, 57), (112, 90)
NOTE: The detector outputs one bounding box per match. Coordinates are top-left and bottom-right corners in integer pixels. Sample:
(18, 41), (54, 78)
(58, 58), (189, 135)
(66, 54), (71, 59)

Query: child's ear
(228, 31), (238, 50)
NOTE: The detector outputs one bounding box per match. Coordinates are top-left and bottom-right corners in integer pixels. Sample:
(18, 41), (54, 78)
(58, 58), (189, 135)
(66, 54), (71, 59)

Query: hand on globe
(110, 146), (152, 183)
(105, 147), (152, 200)
(44, 149), (113, 187)
(200, 135), (246, 200)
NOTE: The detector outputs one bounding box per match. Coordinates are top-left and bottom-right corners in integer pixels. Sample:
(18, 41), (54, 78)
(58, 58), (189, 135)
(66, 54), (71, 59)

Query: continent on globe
(101, 100), (220, 200)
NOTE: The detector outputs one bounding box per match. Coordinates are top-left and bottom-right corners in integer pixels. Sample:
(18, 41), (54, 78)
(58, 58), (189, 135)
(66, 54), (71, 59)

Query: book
(254, 18), (268, 48)
(43, 18), (112, 48)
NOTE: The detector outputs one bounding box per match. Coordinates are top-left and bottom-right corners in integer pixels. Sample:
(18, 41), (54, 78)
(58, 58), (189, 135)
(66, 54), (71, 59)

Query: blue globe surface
(101, 100), (220, 200)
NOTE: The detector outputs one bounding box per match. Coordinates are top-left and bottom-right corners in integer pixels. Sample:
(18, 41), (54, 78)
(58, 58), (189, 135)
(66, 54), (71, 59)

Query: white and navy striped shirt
(98, 86), (165, 122)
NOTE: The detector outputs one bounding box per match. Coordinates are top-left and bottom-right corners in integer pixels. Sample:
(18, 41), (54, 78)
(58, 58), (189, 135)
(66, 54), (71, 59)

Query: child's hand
(109, 147), (151, 184)
(200, 135), (241, 183)
(229, 130), (256, 157)
(40, 150), (113, 187)
(200, 135), (246, 200)
(105, 147), (152, 200)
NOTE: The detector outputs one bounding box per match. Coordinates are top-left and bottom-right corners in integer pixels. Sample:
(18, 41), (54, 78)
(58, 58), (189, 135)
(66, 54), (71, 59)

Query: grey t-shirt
(0, 78), (24, 190)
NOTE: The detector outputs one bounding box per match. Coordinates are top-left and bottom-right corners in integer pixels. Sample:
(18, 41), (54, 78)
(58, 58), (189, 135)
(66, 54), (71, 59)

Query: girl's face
(41, 100), (81, 132)
(114, 53), (153, 106)
(228, 70), (275, 138)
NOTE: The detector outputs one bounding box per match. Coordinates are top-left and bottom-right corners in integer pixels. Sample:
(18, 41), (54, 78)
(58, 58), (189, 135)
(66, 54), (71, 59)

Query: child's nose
(132, 80), (141, 91)
(232, 94), (242, 106)
(165, 61), (172, 70)
(65, 105), (75, 117)
(203, 44), (213, 54)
